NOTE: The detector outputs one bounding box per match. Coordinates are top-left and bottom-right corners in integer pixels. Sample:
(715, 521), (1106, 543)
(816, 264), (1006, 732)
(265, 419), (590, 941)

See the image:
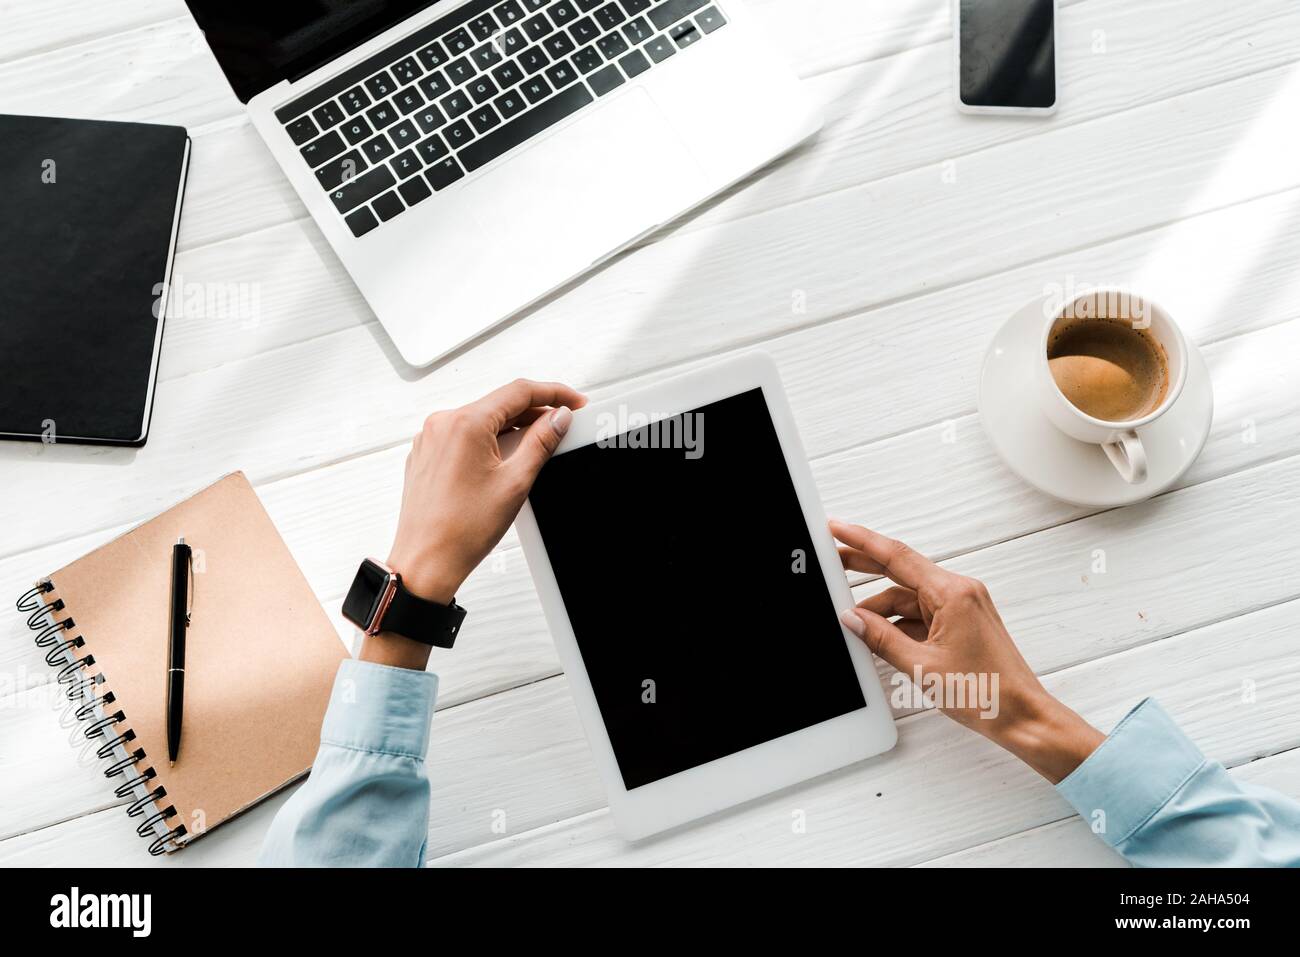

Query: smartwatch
(341, 558), (466, 648)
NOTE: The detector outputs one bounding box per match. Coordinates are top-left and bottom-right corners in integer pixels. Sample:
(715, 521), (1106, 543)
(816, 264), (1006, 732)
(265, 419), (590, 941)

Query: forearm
(259, 658), (438, 867)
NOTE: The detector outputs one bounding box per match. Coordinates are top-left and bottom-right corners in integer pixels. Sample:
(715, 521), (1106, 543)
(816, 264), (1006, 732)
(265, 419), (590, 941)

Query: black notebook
(0, 114), (191, 447)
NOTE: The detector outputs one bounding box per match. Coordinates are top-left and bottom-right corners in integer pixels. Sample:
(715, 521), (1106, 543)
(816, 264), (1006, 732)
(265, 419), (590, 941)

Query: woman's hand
(831, 520), (1104, 783)
(362, 379), (585, 670)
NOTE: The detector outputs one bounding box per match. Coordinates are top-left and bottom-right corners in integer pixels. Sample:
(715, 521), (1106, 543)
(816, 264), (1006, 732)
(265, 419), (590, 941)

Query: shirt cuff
(1056, 697), (1206, 847)
(319, 658), (439, 760)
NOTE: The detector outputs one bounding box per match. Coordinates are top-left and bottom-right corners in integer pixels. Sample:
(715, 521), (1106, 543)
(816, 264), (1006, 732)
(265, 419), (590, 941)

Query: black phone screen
(959, 0), (1056, 109)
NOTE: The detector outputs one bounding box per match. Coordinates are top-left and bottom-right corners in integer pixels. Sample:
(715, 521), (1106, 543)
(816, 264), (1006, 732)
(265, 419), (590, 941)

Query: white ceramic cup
(1035, 289), (1189, 484)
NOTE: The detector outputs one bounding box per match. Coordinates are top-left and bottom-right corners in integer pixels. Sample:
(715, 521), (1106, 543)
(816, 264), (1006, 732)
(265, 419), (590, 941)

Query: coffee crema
(1047, 316), (1169, 422)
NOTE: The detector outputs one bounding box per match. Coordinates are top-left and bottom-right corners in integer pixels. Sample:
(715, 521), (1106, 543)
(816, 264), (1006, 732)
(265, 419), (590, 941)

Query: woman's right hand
(831, 520), (1104, 783)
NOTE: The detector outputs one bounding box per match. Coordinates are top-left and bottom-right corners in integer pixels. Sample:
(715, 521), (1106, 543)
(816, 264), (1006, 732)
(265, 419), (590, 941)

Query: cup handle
(1103, 430), (1148, 484)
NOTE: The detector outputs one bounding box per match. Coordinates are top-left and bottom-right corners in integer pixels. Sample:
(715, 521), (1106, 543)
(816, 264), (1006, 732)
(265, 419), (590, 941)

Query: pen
(167, 536), (192, 766)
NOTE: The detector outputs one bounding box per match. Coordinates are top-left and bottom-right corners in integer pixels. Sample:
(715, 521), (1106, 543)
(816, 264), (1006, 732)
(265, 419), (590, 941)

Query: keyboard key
(345, 206), (379, 237)
(315, 149), (366, 189)
(395, 87), (425, 114)
(495, 89), (527, 118)
(441, 90), (474, 118)
(594, 3), (625, 29)
(426, 157), (466, 191)
(415, 105), (447, 133)
(644, 34), (675, 62)
(521, 75), (553, 103)
(524, 12), (554, 41)
(446, 56), (477, 84)
(501, 28), (527, 54)
(469, 104), (502, 134)
(469, 13), (499, 40)
(373, 190), (405, 222)
(544, 32), (577, 58)
(445, 119), (475, 147)
(469, 76), (499, 103)
(445, 27), (475, 54)
(399, 174), (433, 207)
(300, 130), (345, 166)
(649, 0), (707, 30)
(341, 86), (372, 115)
(523, 0), (548, 9)
(366, 101), (399, 129)
(620, 0), (650, 13)
(419, 71), (451, 100)
(390, 149), (423, 179)
(619, 48), (650, 77)
(573, 45), (603, 72)
(329, 166), (396, 213)
(569, 16), (600, 44)
(545, 59), (579, 88)
(472, 42), (503, 69)
(417, 41), (448, 70)
(622, 16), (653, 44)
(597, 32), (628, 58)
(588, 63), (624, 96)
(519, 45), (550, 73)
(361, 134), (395, 163)
(392, 56), (423, 84)
(697, 6), (726, 32)
(416, 133), (450, 164)
(342, 117), (373, 144)
(312, 100), (346, 130)
(285, 115), (319, 145)
(576, 0), (601, 9)
(389, 119), (420, 147)
(492, 60), (524, 87)
(671, 20), (700, 47)
(552, 1), (579, 25)
(495, 0), (525, 24)
(365, 70), (397, 100)
(460, 83), (593, 172)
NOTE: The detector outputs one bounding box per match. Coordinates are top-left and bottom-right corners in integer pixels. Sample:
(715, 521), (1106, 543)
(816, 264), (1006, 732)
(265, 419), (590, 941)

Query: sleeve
(259, 658), (439, 867)
(1056, 697), (1300, 867)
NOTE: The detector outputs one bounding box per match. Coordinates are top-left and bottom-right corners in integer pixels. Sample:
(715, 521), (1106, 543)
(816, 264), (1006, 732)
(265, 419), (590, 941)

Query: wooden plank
(3, 67), (1298, 558)
(0, 0), (185, 63)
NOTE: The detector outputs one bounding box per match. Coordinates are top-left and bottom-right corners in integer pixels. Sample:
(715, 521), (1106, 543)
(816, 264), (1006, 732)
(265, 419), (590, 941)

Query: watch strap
(382, 585), (466, 648)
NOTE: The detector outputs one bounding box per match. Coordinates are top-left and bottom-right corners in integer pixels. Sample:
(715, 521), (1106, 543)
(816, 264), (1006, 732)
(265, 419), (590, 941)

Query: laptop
(185, 1), (823, 367)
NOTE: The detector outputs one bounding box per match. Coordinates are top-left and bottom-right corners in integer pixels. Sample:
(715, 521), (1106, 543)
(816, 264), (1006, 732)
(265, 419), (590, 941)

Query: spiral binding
(15, 581), (186, 855)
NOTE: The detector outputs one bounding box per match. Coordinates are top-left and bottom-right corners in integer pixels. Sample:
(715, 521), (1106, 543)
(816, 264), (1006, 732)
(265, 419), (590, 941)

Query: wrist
(386, 549), (463, 605)
(988, 689), (1105, 784)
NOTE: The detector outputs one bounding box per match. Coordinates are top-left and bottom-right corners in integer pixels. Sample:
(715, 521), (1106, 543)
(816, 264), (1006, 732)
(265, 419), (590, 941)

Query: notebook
(14, 473), (348, 854)
(0, 114), (191, 446)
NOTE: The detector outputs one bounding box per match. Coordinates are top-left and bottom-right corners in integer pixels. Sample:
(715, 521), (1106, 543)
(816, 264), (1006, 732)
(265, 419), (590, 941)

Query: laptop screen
(185, 1), (442, 103)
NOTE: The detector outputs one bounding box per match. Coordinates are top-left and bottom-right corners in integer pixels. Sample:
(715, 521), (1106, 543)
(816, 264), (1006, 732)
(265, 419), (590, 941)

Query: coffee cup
(1034, 289), (1188, 484)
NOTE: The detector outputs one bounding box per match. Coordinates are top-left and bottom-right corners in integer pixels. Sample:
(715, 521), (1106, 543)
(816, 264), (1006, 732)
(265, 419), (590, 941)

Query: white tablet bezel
(513, 352), (897, 840)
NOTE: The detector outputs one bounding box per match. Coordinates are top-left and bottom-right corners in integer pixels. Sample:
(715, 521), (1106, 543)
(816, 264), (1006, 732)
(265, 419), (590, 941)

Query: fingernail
(551, 406), (573, 436)
(839, 610), (865, 636)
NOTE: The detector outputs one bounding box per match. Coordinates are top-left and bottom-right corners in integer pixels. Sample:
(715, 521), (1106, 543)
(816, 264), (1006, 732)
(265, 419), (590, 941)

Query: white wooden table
(3, 0), (1299, 868)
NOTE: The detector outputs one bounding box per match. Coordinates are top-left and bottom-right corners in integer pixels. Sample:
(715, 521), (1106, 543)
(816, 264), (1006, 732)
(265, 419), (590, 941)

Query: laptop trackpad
(464, 88), (705, 276)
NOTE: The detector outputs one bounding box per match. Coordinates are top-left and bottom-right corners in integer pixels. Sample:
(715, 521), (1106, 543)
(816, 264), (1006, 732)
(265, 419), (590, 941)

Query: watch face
(342, 559), (393, 631)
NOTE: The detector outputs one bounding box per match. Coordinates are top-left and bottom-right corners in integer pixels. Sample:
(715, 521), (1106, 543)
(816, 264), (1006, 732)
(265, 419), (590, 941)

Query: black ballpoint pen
(167, 536), (192, 766)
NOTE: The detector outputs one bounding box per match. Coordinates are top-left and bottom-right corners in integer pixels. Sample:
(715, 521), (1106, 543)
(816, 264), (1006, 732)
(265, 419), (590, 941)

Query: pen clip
(179, 536), (194, 627)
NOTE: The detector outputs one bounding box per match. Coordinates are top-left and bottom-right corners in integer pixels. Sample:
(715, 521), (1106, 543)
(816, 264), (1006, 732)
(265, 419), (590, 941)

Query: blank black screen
(959, 0), (1056, 109)
(528, 389), (867, 791)
(185, 1), (441, 102)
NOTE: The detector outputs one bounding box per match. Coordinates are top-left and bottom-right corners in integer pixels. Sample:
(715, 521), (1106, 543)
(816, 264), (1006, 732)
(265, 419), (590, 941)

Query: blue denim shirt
(260, 660), (1300, 867)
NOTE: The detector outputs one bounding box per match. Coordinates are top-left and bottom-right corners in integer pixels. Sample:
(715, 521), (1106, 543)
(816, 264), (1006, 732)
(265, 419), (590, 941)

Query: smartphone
(954, 0), (1057, 115)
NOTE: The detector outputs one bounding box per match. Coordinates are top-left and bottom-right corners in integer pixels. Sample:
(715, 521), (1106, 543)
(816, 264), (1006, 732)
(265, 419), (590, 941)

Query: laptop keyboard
(278, 0), (730, 238)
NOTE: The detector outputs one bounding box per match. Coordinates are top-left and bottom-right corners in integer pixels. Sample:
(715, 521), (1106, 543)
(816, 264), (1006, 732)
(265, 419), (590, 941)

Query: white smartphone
(954, 0), (1058, 115)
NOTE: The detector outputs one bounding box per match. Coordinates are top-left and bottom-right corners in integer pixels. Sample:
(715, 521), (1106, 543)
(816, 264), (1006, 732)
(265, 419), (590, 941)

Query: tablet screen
(529, 388), (867, 790)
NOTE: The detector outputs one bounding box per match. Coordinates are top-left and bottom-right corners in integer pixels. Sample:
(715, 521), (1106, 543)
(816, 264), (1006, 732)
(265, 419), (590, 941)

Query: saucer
(978, 299), (1214, 508)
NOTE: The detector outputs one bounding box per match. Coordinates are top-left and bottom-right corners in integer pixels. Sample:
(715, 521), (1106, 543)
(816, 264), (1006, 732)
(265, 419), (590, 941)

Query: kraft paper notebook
(14, 473), (348, 855)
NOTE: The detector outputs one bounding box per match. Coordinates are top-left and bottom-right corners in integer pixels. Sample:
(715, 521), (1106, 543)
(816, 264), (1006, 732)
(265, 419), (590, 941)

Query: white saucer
(978, 299), (1214, 508)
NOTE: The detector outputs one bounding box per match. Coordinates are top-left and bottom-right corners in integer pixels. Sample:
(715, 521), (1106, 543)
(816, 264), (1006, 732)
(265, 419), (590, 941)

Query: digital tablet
(514, 353), (897, 839)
